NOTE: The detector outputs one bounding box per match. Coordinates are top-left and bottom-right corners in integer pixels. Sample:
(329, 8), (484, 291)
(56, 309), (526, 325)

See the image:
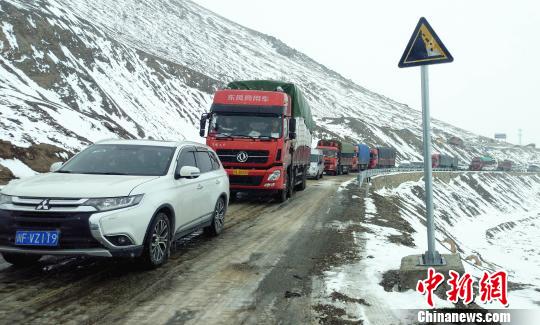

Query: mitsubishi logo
(36, 199), (51, 210)
(236, 151), (249, 163)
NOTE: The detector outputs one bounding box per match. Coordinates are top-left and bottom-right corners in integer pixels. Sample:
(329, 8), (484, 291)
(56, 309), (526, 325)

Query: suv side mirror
(175, 166), (201, 179)
(50, 162), (63, 172)
(288, 118), (296, 139)
(199, 113), (208, 138)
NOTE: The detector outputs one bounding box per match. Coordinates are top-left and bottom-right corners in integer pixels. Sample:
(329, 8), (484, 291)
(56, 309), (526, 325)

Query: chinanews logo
(416, 267), (509, 307)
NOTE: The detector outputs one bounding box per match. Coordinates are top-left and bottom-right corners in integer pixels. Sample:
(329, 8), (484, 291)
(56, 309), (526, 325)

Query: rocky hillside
(0, 0), (538, 180)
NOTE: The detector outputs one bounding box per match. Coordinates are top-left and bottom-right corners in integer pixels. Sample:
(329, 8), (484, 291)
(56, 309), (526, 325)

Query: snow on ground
(0, 158), (38, 178)
(318, 173), (540, 324)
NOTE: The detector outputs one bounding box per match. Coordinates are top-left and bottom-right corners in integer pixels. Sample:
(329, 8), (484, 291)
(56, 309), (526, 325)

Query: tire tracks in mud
(0, 176), (353, 324)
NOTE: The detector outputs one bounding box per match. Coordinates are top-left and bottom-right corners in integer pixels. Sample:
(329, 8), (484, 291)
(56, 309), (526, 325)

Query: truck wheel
(296, 169), (307, 191)
(276, 171), (291, 202)
(287, 169), (294, 198)
(1, 253), (41, 267)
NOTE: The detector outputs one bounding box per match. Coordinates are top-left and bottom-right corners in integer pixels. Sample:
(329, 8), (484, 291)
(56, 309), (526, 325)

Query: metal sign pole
(420, 65), (443, 265)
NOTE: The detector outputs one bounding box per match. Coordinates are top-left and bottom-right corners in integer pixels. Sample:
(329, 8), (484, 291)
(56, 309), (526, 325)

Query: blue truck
(357, 144), (370, 171)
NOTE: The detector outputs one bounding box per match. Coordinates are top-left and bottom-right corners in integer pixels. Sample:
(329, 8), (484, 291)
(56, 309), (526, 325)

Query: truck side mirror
(199, 114), (208, 137)
(288, 118), (296, 139)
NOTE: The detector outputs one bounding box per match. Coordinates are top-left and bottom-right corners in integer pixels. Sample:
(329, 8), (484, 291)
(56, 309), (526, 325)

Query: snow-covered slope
(318, 173), (540, 323)
(0, 0), (538, 178)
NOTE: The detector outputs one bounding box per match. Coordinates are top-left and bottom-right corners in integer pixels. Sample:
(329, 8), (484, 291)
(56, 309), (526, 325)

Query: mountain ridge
(0, 0), (538, 180)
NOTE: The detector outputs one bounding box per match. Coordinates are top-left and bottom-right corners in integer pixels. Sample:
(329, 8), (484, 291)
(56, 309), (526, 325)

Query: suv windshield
(58, 144), (175, 176)
(310, 154), (320, 163)
(210, 114), (282, 138)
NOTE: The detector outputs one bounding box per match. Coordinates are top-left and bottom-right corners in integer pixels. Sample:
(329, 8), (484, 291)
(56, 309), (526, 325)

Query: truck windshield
(58, 144), (175, 176)
(321, 149), (337, 158)
(210, 114), (282, 138)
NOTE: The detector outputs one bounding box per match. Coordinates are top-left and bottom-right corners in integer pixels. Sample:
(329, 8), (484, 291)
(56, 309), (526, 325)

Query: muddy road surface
(0, 175), (366, 324)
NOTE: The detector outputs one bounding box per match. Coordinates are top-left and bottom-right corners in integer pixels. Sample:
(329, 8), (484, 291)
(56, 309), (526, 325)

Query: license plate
(232, 169), (249, 176)
(15, 230), (60, 247)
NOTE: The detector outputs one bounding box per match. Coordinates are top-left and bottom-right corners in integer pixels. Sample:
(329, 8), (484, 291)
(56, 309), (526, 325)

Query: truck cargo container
(368, 147), (397, 169)
(200, 80), (314, 202)
(432, 153), (458, 169)
(357, 144), (370, 171)
(316, 139), (354, 175)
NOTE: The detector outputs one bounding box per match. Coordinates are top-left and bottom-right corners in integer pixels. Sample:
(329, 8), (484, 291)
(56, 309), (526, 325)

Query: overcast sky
(194, 0), (540, 146)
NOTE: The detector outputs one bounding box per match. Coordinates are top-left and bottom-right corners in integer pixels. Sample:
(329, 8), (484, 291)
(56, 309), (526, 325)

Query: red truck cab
(200, 86), (312, 202)
(316, 140), (339, 175)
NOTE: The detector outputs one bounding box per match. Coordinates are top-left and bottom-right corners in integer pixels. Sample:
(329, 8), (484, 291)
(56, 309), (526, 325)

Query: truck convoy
(316, 139), (355, 175)
(469, 156), (497, 171)
(368, 147), (397, 169)
(357, 144), (370, 171)
(199, 80), (314, 202)
(432, 153), (458, 170)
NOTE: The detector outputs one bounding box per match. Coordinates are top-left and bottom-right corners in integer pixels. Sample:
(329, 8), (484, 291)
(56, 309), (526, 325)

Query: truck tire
(1, 253), (41, 267)
(287, 169), (295, 198)
(277, 170), (291, 203)
(296, 169), (307, 191)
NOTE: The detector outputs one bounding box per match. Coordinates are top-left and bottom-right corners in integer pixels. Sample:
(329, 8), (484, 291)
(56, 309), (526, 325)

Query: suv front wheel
(139, 212), (171, 268)
(204, 196), (226, 236)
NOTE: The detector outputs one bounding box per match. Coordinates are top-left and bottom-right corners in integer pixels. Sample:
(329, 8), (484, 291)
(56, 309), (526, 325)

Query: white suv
(0, 140), (229, 268)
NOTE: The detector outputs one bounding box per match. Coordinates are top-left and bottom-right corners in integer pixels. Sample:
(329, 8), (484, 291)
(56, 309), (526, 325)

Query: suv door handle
(216, 179), (221, 184)
(196, 184), (203, 190)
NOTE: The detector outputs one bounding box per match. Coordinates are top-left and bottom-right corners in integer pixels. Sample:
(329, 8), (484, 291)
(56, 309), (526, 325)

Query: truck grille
(0, 210), (103, 249)
(216, 149), (269, 164)
(228, 176), (263, 186)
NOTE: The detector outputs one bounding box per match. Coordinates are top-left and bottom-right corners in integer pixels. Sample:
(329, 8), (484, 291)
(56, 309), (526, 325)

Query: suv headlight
(0, 194), (12, 205)
(267, 170), (281, 181)
(84, 194), (144, 211)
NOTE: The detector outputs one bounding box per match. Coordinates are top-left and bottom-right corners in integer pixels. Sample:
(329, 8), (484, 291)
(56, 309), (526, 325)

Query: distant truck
(307, 148), (324, 179)
(432, 153), (458, 170)
(368, 147), (397, 169)
(497, 160), (513, 171)
(357, 144), (370, 171)
(469, 156), (497, 171)
(316, 139), (355, 175)
(200, 80), (314, 202)
(350, 146), (359, 172)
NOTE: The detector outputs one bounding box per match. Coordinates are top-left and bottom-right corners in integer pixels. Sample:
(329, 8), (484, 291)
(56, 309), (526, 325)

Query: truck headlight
(84, 194), (144, 211)
(267, 170), (281, 181)
(0, 194), (12, 205)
